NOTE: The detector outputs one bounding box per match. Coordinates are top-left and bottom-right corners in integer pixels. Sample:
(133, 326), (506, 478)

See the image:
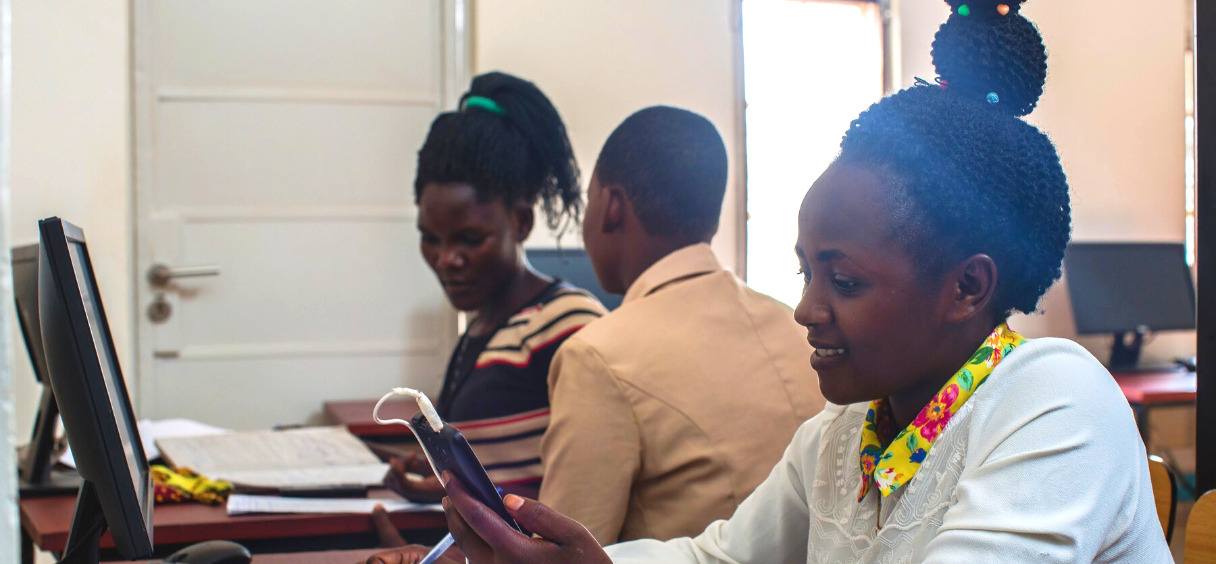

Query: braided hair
(837, 0), (1070, 319)
(414, 71), (582, 232)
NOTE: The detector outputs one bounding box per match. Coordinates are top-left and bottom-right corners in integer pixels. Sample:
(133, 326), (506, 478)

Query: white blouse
(605, 338), (1174, 563)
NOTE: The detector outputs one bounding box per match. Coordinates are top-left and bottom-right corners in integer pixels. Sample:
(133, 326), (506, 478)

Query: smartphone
(410, 411), (529, 535)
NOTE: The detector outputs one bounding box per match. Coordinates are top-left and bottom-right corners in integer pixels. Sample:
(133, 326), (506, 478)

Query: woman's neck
(885, 320), (999, 429)
(468, 266), (552, 337)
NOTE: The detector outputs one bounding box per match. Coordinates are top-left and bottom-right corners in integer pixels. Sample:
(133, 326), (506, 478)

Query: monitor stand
(19, 469), (83, 498)
(1108, 330), (1146, 372)
(53, 481), (251, 564)
(59, 480), (106, 564)
(1106, 330), (1179, 373)
(18, 386), (83, 497)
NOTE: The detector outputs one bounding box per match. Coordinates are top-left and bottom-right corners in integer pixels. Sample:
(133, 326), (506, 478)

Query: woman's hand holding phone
(360, 544), (455, 564)
(383, 453), (446, 504)
(441, 472), (611, 564)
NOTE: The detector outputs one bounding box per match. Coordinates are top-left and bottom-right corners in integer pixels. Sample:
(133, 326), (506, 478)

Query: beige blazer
(538, 243), (825, 545)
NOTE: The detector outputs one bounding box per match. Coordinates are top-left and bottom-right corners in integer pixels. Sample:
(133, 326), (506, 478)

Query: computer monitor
(13, 242), (82, 496)
(1064, 242), (1196, 371)
(528, 248), (622, 310)
(38, 217), (153, 562)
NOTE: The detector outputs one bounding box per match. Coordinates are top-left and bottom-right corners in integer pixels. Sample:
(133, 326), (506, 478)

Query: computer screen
(1064, 243), (1196, 334)
(528, 248), (622, 310)
(38, 217), (153, 560)
(69, 241), (146, 499)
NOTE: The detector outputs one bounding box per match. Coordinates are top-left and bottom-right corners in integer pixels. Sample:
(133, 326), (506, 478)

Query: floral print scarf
(857, 323), (1025, 501)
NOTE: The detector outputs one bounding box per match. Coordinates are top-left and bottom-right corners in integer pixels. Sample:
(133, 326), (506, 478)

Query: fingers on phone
(444, 496), (494, 561)
(501, 496), (580, 543)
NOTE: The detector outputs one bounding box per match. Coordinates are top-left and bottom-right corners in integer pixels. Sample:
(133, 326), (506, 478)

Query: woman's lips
(809, 343), (849, 371)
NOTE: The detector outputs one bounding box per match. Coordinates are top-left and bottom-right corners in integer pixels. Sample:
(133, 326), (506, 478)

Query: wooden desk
(1113, 369), (1198, 404)
(249, 548), (383, 563)
(1111, 369), (1197, 444)
(103, 548), (386, 563)
(326, 399), (419, 439)
(21, 489), (446, 563)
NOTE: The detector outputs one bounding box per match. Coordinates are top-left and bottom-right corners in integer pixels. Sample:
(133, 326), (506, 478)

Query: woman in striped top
(379, 71), (605, 526)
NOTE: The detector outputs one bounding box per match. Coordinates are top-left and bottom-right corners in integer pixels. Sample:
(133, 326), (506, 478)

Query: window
(1186, 48), (1196, 266)
(743, 0), (885, 307)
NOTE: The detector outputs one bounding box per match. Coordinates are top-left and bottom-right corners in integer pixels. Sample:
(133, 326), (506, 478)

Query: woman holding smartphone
(372, 71), (606, 560)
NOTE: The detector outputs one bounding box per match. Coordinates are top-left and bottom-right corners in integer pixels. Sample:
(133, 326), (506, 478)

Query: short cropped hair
(595, 106), (728, 241)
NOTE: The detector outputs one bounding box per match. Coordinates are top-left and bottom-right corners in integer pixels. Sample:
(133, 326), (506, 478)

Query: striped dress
(436, 280), (605, 489)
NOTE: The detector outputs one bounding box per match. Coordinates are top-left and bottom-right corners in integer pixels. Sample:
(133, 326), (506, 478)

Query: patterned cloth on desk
(151, 464), (232, 505)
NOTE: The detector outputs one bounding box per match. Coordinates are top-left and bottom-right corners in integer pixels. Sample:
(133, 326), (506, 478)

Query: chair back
(1148, 455), (1176, 543)
(1187, 489), (1216, 563)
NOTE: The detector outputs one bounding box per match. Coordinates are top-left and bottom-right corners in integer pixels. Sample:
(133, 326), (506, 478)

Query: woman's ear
(945, 254), (998, 324)
(512, 202), (535, 242)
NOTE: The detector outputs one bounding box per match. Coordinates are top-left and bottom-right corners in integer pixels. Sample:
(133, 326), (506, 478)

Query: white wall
(474, 0), (744, 269)
(9, 0), (132, 440)
(896, 0), (1193, 364)
(1, 0), (19, 558)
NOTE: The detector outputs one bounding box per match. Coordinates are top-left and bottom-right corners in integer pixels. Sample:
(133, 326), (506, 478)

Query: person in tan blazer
(536, 106), (826, 545)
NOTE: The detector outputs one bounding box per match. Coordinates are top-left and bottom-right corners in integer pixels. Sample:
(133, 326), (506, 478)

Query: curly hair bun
(932, 0), (1045, 117)
(414, 71), (582, 232)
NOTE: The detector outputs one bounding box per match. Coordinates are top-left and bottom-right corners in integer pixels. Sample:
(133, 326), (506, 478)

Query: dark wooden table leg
(22, 523), (35, 564)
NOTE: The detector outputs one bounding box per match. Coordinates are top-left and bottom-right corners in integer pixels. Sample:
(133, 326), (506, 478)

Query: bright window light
(744, 0), (884, 307)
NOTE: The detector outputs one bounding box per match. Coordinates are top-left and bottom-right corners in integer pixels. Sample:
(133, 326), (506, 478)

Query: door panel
(168, 220), (441, 347)
(153, 1), (440, 92)
(135, 0), (466, 429)
(153, 103), (433, 208)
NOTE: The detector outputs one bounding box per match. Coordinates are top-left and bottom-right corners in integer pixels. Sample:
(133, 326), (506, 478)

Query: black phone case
(410, 411), (528, 535)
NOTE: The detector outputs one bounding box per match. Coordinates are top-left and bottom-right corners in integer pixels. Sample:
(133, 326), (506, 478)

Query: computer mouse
(158, 539), (252, 564)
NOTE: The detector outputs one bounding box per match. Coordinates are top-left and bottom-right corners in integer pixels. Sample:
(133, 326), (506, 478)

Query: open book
(156, 426), (388, 491)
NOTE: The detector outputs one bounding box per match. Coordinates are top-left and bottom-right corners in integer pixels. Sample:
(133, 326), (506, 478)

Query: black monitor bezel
(1064, 242), (1197, 335)
(38, 217), (153, 558)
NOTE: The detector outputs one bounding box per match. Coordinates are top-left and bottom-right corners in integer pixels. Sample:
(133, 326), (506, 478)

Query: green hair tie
(462, 96), (506, 115)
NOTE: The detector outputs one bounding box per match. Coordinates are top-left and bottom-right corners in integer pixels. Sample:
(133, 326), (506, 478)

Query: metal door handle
(148, 263), (221, 287)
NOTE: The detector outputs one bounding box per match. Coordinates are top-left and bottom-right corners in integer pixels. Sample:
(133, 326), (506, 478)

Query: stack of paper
(226, 493), (442, 515)
(60, 418), (230, 468)
(156, 426), (388, 490)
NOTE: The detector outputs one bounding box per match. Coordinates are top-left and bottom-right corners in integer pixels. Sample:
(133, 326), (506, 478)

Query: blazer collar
(622, 243), (724, 305)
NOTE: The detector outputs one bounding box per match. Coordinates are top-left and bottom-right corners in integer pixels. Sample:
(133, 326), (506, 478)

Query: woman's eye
(832, 275), (860, 293)
(797, 268), (811, 284)
(420, 233), (440, 245)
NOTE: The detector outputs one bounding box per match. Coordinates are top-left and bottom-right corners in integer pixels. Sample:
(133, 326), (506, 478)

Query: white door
(133, 0), (467, 429)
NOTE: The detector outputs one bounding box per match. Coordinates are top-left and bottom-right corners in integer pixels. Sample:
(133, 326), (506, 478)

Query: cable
(373, 387), (443, 432)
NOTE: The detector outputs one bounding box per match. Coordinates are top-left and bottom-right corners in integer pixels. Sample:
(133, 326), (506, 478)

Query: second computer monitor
(13, 243), (49, 381)
(13, 242), (82, 495)
(528, 248), (622, 310)
(1064, 242), (1196, 370)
